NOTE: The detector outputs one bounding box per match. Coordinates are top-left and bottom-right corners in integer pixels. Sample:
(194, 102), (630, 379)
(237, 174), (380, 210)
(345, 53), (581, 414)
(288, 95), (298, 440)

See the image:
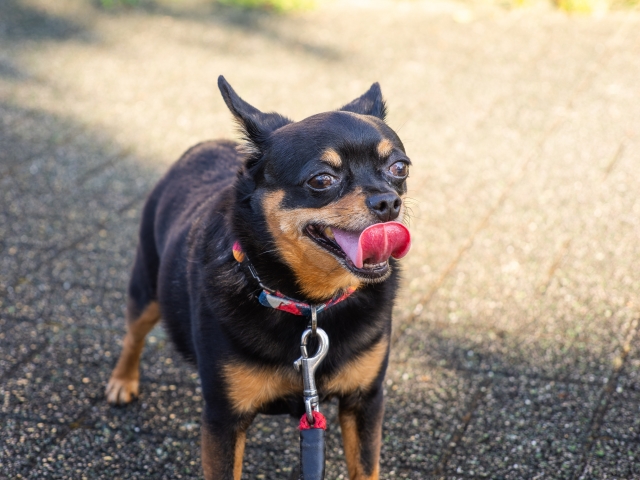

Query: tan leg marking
(223, 362), (301, 414)
(325, 338), (388, 396)
(263, 189), (377, 301)
(234, 430), (246, 480)
(201, 424), (220, 479)
(106, 301), (160, 405)
(201, 423), (248, 480)
(201, 422), (228, 480)
(340, 409), (381, 480)
(340, 411), (360, 479)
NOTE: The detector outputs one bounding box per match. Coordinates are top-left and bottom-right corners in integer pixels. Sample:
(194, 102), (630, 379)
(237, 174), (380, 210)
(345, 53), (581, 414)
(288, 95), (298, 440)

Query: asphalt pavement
(1, 0), (639, 478)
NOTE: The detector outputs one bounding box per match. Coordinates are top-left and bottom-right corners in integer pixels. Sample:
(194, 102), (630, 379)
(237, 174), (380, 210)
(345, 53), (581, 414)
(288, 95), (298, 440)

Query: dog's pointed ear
(339, 82), (387, 121)
(218, 76), (292, 149)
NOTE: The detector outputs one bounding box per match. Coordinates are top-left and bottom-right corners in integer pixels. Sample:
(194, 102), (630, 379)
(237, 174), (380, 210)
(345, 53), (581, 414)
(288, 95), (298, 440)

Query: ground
(1, 0), (639, 478)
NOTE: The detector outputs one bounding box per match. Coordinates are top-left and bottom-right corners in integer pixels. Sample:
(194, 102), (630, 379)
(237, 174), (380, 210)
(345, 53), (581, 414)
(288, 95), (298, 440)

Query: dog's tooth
(324, 227), (335, 240)
(363, 260), (387, 269)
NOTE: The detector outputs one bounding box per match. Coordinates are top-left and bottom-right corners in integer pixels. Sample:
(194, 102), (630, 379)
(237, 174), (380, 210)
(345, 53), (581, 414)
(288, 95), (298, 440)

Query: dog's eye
(308, 174), (336, 190)
(389, 161), (409, 178)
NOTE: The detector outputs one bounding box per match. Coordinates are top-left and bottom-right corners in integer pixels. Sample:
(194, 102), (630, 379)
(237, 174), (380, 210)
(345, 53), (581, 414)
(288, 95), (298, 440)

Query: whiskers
(401, 196), (420, 227)
(255, 248), (280, 258)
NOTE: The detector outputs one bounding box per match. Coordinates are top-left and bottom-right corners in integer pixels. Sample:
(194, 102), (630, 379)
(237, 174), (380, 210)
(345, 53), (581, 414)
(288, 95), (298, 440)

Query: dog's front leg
(339, 384), (385, 480)
(201, 404), (254, 480)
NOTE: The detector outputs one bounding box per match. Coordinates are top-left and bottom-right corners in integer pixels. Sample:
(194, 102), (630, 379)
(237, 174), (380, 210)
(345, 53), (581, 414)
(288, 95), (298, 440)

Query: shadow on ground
(1, 100), (636, 479)
(2, 1), (640, 479)
(0, 0), (92, 43)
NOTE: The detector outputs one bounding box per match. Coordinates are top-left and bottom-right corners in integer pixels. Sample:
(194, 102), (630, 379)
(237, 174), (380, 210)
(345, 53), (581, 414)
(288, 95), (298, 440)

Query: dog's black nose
(366, 192), (402, 222)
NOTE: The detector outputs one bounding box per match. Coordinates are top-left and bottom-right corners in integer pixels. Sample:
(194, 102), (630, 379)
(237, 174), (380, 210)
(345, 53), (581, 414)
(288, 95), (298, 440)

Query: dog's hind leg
(106, 237), (161, 405)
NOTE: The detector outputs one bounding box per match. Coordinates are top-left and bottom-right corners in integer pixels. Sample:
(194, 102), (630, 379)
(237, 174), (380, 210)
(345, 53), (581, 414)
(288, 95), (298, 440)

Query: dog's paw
(106, 376), (139, 405)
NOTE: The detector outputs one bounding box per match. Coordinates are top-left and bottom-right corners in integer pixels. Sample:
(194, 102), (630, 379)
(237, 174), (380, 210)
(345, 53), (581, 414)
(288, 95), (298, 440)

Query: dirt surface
(1, 0), (639, 478)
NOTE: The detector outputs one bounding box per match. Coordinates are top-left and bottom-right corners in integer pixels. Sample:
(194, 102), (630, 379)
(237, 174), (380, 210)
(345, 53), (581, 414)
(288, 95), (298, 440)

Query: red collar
(233, 241), (356, 316)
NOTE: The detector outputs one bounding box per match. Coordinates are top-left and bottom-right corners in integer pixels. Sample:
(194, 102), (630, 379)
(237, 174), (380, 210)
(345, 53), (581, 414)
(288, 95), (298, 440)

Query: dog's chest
(224, 338), (388, 415)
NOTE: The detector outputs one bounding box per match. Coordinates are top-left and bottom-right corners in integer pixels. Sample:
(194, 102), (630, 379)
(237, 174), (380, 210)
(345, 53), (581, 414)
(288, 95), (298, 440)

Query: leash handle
(298, 424), (325, 480)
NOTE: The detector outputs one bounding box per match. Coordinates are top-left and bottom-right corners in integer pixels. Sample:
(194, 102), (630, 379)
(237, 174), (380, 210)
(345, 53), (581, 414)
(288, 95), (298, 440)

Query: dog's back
(129, 139), (241, 359)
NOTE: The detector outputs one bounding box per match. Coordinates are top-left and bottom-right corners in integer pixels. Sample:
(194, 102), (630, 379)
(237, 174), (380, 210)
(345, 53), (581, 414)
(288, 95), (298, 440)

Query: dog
(106, 76), (411, 480)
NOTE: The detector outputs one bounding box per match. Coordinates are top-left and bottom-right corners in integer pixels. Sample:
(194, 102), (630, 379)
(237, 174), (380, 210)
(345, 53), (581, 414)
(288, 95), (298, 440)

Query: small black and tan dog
(106, 76), (412, 480)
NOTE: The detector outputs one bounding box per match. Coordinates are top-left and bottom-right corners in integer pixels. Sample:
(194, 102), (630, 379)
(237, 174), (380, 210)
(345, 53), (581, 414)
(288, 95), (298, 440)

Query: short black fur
(112, 76), (411, 480)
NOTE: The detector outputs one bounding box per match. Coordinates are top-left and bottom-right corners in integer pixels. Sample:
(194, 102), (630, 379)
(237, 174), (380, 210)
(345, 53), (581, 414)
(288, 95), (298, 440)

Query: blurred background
(1, 0), (639, 478)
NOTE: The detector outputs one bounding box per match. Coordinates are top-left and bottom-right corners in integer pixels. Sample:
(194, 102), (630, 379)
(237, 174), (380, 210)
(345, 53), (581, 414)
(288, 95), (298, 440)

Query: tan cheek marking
(321, 148), (342, 168)
(263, 190), (374, 301)
(263, 189), (373, 235)
(339, 410), (381, 480)
(377, 139), (393, 158)
(223, 362), (300, 414)
(326, 339), (388, 396)
(290, 252), (357, 301)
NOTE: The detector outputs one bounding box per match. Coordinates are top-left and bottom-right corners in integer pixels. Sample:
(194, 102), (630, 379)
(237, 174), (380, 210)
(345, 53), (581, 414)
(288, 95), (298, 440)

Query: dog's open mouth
(305, 222), (411, 280)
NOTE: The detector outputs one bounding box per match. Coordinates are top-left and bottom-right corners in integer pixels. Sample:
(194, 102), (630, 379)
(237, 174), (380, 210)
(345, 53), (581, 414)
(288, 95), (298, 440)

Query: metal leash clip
(293, 326), (329, 425)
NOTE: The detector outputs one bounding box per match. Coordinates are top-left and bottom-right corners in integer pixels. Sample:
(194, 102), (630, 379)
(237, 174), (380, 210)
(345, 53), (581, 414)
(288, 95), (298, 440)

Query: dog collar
(233, 241), (356, 316)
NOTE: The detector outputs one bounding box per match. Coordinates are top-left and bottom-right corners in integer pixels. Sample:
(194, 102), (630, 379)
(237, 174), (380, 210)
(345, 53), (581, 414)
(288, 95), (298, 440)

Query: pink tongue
(332, 222), (411, 269)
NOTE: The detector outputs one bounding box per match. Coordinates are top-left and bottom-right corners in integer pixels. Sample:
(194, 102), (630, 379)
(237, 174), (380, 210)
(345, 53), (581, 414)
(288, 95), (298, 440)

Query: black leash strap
(299, 422), (325, 480)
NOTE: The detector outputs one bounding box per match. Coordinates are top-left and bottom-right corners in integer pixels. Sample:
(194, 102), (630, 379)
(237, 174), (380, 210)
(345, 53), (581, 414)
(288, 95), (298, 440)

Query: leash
(294, 321), (328, 480)
(233, 241), (343, 479)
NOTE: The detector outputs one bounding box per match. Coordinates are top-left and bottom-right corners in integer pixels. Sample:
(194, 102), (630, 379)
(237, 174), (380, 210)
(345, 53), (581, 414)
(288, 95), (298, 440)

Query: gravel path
(1, 0), (639, 478)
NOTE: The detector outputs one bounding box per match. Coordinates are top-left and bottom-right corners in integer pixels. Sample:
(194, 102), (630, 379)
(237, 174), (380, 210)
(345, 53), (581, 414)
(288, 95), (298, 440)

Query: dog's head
(220, 76), (411, 302)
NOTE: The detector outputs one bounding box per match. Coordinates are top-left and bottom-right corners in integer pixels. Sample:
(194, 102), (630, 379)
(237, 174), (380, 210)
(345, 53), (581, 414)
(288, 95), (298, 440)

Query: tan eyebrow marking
(320, 148), (342, 168)
(377, 139), (394, 158)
